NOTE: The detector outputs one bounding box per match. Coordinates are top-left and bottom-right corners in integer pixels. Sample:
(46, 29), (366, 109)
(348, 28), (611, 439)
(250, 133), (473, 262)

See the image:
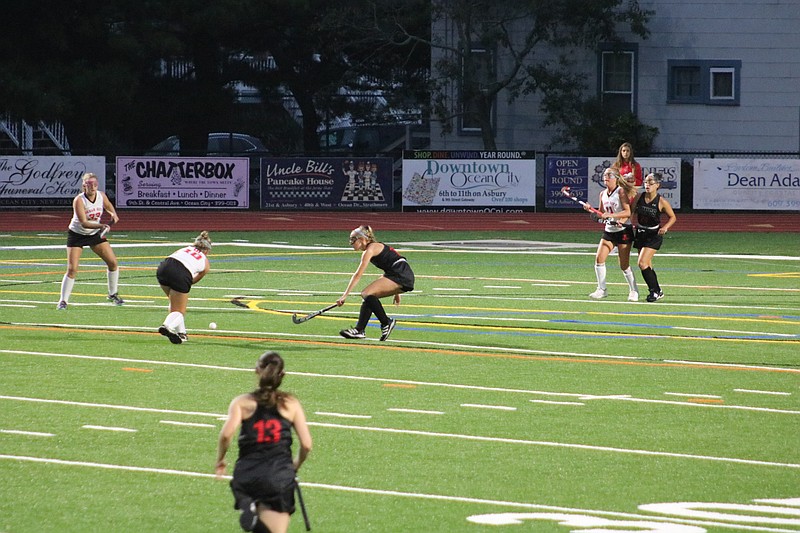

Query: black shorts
(67, 229), (105, 248)
(384, 260), (415, 292)
(602, 226), (634, 247)
(156, 257), (192, 293)
(635, 228), (663, 250)
(230, 460), (296, 514)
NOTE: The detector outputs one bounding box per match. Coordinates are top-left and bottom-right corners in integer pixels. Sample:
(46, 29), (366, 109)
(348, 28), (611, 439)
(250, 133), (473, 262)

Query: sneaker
(588, 288), (607, 299)
(380, 318), (397, 341)
(646, 290), (664, 303)
(628, 290), (639, 302)
(339, 328), (366, 339)
(238, 499), (258, 531)
(56, 300), (68, 310)
(108, 293), (125, 305)
(177, 333), (188, 343)
(158, 325), (183, 344)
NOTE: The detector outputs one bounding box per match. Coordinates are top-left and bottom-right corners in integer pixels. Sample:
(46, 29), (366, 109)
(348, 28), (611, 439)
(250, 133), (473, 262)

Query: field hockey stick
(559, 186), (605, 217)
(295, 478), (311, 531)
(292, 303), (338, 324)
(99, 218), (115, 239)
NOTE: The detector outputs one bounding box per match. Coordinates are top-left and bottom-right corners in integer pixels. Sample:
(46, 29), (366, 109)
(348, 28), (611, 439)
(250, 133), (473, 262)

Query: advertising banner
(402, 150), (536, 212)
(545, 156), (682, 210)
(260, 157), (393, 210)
(0, 156), (105, 207)
(694, 158), (800, 210)
(116, 157), (249, 208)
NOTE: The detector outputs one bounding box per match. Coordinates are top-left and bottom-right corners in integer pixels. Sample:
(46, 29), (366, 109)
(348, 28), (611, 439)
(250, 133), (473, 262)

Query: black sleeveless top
(636, 194), (662, 228)
(237, 402), (293, 462)
(369, 243), (406, 273)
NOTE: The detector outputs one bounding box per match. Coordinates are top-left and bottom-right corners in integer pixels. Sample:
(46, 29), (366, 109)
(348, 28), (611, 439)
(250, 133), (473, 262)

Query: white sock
(177, 314), (186, 334)
(594, 263), (607, 290)
(107, 269), (119, 296)
(60, 275), (75, 303)
(623, 267), (638, 292)
(164, 311), (183, 330)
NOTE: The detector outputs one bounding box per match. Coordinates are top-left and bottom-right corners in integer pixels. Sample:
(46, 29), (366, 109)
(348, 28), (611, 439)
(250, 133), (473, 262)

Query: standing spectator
(57, 172), (123, 309)
(632, 173), (677, 302)
(337, 225), (415, 341)
(612, 142), (643, 187)
(586, 167), (640, 301)
(216, 351), (312, 533)
(156, 231), (211, 344)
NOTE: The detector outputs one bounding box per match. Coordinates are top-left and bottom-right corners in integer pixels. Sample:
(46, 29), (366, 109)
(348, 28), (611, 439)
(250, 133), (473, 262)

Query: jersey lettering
(253, 419), (281, 443)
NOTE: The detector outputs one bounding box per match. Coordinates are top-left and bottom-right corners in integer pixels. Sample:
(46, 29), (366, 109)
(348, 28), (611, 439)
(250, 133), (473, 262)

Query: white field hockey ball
(209, 322), (217, 329)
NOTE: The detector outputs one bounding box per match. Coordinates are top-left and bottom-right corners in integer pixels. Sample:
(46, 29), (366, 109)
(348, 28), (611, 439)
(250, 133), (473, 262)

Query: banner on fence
(401, 150), (536, 212)
(259, 157), (393, 210)
(545, 156), (682, 210)
(694, 158), (800, 210)
(0, 156), (105, 207)
(115, 157), (249, 208)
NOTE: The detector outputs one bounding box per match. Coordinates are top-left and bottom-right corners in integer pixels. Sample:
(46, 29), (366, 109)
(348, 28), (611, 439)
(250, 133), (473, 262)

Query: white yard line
(0, 454), (795, 532)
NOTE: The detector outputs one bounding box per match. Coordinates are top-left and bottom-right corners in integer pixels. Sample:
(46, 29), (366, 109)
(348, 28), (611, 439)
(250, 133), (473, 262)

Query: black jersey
(370, 243), (405, 272)
(237, 402), (293, 463)
(636, 194), (662, 228)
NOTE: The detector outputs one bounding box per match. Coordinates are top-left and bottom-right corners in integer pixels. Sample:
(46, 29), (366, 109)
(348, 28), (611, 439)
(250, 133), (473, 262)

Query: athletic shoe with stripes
(628, 290), (639, 302)
(239, 499), (258, 531)
(56, 300), (68, 310)
(159, 325), (183, 344)
(339, 328), (366, 339)
(380, 318), (397, 341)
(108, 293), (125, 305)
(646, 290), (664, 302)
(178, 333), (188, 343)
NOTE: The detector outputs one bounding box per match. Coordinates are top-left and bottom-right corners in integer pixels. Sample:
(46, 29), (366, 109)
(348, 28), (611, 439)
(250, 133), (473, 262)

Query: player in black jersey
(337, 225), (415, 341)
(216, 351), (312, 533)
(632, 173), (677, 302)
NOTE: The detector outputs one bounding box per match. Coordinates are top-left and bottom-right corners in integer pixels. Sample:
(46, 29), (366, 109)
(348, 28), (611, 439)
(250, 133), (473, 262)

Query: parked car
(145, 132), (268, 208)
(147, 132), (268, 155)
(318, 124), (427, 155)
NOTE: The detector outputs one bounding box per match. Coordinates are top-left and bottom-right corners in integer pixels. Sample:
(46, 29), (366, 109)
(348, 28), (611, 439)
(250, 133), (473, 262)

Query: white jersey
(600, 186), (627, 233)
(169, 246), (208, 277)
(68, 192), (105, 235)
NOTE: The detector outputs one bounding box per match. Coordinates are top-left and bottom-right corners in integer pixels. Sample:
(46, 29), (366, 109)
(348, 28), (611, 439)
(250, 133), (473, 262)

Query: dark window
(460, 47), (495, 134)
(668, 60), (741, 105)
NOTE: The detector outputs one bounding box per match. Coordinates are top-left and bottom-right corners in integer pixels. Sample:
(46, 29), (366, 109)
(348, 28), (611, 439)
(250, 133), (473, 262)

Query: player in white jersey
(155, 231), (211, 344)
(585, 167), (639, 301)
(57, 173), (123, 309)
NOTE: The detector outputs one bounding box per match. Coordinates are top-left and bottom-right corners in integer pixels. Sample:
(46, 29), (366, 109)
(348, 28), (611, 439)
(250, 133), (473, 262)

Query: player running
(632, 173), (677, 302)
(337, 225), (415, 341)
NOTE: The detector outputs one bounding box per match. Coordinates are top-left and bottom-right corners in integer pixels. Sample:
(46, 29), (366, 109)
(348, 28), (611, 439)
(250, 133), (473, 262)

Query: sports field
(1, 227), (799, 532)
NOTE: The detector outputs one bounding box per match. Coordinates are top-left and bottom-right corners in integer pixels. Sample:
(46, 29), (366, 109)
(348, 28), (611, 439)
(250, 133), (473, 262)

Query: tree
(422, 0), (651, 150)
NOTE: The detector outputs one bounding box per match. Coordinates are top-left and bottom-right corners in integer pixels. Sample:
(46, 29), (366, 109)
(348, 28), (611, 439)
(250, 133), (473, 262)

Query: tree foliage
(424, 0), (653, 150)
(0, 0), (430, 153)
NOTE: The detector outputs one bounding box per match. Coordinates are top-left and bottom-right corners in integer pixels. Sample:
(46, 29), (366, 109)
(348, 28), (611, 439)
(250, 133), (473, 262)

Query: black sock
(364, 294), (389, 325)
(253, 521), (270, 533)
(355, 299), (372, 331)
(641, 267), (660, 293)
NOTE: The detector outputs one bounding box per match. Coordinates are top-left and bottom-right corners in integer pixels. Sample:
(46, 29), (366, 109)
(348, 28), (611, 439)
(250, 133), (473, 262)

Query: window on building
(600, 49), (636, 115)
(668, 60), (740, 105)
(460, 47), (495, 134)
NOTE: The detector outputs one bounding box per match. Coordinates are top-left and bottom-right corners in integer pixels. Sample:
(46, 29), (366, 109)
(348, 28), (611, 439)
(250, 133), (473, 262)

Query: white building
(431, 0), (800, 153)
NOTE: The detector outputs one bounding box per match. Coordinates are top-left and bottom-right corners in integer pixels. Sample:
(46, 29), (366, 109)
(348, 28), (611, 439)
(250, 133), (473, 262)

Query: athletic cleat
(159, 325), (183, 344)
(107, 293), (125, 305)
(178, 333), (188, 343)
(379, 318), (397, 341)
(56, 300), (68, 310)
(646, 290), (664, 302)
(339, 328), (366, 339)
(588, 288), (607, 299)
(239, 499), (258, 531)
(628, 290), (639, 302)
